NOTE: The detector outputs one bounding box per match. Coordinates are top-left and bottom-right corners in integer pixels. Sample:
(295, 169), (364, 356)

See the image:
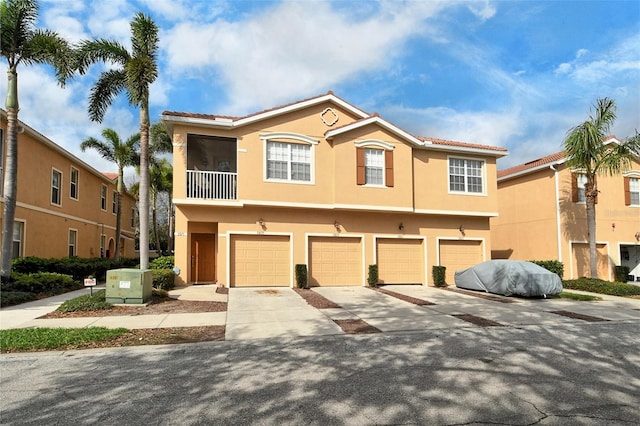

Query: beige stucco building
(491, 137), (640, 281)
(162, 92), (508, 287)
(0, 110), (137, 263)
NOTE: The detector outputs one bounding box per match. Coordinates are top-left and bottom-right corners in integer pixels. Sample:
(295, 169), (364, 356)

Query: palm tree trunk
(586, 181), (598, 278)
(167, 202), (173, 256)
(114, 192), (122, 261)
(1, 69), (19, 278)
(138, 104), (150, 269)
(152, 191), (161, 257)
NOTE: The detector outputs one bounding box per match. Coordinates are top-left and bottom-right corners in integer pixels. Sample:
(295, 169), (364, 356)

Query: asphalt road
(1, 321), (639, 425)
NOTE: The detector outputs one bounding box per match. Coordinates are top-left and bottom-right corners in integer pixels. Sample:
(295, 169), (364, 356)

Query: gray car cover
(454, 260), (563, 297)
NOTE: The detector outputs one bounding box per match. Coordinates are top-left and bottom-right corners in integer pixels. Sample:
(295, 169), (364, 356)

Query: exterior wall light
(399, 223), (405, 231)
(334, 221), (340, 231)
(258, 218), (265, 227)
(459, 225), (465, 236)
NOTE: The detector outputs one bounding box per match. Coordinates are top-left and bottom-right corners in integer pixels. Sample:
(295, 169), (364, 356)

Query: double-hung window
(625, 177), (639, 206)
(449, 158), (484, 194)
(100, 185), (107, 211)
(364, 148), (384, 185)
(576, 173), (587, 203)
(112, 191), (117, 214)
(70, 167), (79, 200)
(51, 169), (62, 205)
(12, 221), (24, 260)
(68, 229), (77, 257)
(266, 142), (311, 182)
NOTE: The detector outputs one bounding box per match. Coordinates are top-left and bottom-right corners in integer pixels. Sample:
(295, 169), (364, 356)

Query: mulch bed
(452, 314), (505, 327)
(441, 286), (517, 303)
(333, 319), (381, 334)
(370, 286), (436, 305)
(41, 298), (227, 318)
(293, 288), (341, 309)
(548, 310), (609, 322)
(215, 287), (229, 294)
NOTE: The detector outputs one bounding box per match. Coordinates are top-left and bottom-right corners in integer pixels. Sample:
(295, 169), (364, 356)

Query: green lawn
(558, 291), (601, 301)
(1, 327), (128, 352)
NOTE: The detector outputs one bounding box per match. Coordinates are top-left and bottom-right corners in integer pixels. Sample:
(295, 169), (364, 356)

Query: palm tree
(563, 98), (640, 278)
(80, 129), (139, 260)
(0, 0), (71, 278)
(75, 12), (158, 269)
(130, 158), (172, 256)
(149, 122), (173, 254)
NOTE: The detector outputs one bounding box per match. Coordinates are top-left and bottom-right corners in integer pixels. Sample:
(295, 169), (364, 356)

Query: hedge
(152, 269), (176, 290)
(530, 260), (564, 278)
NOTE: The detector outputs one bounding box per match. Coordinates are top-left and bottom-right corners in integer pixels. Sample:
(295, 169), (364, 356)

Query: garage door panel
(231, 235), (290, 287)
(377, 239), (424, 284)
(310, 237), (362, 286)
(439, 240), (483, 285)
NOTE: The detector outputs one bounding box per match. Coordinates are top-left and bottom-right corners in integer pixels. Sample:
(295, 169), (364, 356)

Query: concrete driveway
(226, 285), (640, 340)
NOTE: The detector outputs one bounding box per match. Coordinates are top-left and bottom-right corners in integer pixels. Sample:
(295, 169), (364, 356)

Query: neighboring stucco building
(491, 136), (640, 281)
(0, 110), (137, 262)
(162, 92), (508, 287)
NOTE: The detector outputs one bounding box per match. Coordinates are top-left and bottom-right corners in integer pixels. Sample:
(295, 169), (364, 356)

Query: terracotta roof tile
(497, 151), (565, 179)
(161, 111), (238, 120)
(102, 172), (118, 181)
(418, 136), (508, 152)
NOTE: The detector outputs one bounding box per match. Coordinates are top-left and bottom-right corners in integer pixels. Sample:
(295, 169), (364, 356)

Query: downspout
(550, 165), (562, 262)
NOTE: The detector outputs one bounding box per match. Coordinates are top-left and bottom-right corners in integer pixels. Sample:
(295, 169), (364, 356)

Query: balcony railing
(186, 170), (238, 200)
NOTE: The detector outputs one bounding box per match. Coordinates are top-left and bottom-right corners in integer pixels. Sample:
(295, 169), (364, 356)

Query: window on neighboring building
(131, 208), (136, 228)
(449, 158), (484, 194)
(364, 148), (384, 185)
(101, 185), (107, 210)
(577, 173), (587, 203)
(100, 234), (106, 258)
(112, 191), (117, 214)
(70, 167), (79, 200)
(625, 177), (640, 206)
(51, 169), (62, 205)
(266, 142), (311, 182)
(68, 229), (77, 257)
(12, 221), (24, 260)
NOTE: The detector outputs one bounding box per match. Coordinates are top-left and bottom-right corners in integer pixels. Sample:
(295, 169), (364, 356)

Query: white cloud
(576, 48), (589, 59)
(162, 0), (459, 113)
(555, 63), (572, 74)
(467, 0), (496, 21)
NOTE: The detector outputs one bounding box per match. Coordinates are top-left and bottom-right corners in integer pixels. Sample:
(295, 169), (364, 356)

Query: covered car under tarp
(454, 260), (563, 297)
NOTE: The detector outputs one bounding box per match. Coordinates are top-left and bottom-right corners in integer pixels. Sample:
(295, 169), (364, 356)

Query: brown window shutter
(385, 150), (394, 187)
(571, 173), (578, 202)
(624, 177), (631, 206)
(356, 147), (365, 185)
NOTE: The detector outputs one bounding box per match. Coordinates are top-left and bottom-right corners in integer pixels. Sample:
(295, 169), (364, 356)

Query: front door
(191, 234), (215, 283)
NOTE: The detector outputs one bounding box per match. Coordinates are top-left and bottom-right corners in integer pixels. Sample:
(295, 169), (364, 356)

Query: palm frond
(150, 122), (172, 154)
(88, 69), (127, 122)
(130, 12), (159, 59)
(74, 38), (130, 74)
(23, 29), (73, 83)
(80, 137), (116, 162)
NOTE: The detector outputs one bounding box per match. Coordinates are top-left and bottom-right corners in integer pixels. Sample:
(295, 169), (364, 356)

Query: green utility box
(105, 269), (153, 304)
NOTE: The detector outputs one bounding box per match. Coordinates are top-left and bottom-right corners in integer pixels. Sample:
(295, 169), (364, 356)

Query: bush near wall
(367, 265), (379, 287)
(152, 269), (176, 290)
(1, 272), (82, 307)
(295, 264), (308, 288)
(150, 256), (175, 270)
(614, 266), (631, 283)
(563, 278), (640, 297)
(432, 266), (447, 287)
(530, 260), (564, 279)
(12, 257), (138, 281)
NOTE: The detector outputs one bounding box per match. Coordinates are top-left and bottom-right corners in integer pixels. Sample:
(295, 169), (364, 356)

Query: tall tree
(0, 0), (71, 278)
(149, 121), (173, 254)
(563, 98), (640, 278)
(75, 12), (158, 269)
(80, 129), (139, 260)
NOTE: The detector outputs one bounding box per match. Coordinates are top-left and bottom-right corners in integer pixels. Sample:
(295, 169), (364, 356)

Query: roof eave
(422, 143), (509, 158)
(497, 159), (566, 182)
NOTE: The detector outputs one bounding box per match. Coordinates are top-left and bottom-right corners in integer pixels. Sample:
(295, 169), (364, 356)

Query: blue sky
(2, 0), (639, 177)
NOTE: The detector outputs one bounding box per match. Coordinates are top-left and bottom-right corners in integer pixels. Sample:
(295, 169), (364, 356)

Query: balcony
(186, 170), (237, 200)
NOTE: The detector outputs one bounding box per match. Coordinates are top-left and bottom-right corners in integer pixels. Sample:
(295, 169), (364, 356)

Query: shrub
(152, 288), (169, 298)
(367, 264), (379, 287)
(295, 264), (308, 288)
(4, 272), (80, 295)
(432, 266), (447, 287)
(152, 269), (175, 290)
(530, 260), (564, 279)
(11, 256), (137, 281)
(614, 266), (631, 283)
(563, 278), (640, 297)
(0, 291), (36, 308)
(57, 290), (113, 313)
(150, 256), (175, 270)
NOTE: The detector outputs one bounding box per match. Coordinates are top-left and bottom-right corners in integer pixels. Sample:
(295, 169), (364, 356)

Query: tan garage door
(309, 237), (362, 286)
(572, 243), (609, 279)
(230, 235), (290, 287)
(439, 240), (483, 285)
(377, 238), (424, 284)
